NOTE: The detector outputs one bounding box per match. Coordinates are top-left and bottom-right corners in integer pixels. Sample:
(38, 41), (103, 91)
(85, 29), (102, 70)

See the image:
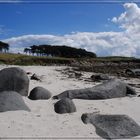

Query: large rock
(54, 98), (76, 114)
(0, 67), (29, 96)
(0, 91), (30, 112)
(28, 86), (52, 100)
(53, 79), (136, 100)
(81, 113), (140, 139)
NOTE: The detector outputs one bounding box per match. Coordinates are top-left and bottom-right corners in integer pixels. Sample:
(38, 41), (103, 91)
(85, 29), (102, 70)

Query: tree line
(0, 41), (9, 53)
(24, 45), (96, 58)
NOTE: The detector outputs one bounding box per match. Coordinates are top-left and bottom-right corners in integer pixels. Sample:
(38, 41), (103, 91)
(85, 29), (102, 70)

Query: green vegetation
(0, 41), (9, 53)
(76, 56), (140, 63)
(24, 44), (96, 58)
(0, 41), (139, 66)
(0, 53), (139, 66)
(95, 56), (137, 61)
(0, 53), (74, 65)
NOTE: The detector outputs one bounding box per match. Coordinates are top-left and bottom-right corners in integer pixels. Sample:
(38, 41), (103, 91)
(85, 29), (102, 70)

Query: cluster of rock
(0, 67), (30, 112)
(72, 61), (140, 78)
(61, 68), (83, 79)
(52, 72), (140, 139)
(0, 67), (52, 112)
(0, 66), (139, 139)
(125, 68), (140, 77)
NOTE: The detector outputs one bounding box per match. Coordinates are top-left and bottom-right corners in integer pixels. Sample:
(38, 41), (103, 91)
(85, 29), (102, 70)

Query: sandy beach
(0, 65), (140, 139)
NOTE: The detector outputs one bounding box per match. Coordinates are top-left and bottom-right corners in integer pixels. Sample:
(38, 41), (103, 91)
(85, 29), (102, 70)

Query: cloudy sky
(1, 0), (140, 57)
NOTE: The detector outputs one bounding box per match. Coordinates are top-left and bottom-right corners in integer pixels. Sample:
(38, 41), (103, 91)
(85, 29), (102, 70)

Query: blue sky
(1, 0), (140, 57)
(0, 1), (124, 38)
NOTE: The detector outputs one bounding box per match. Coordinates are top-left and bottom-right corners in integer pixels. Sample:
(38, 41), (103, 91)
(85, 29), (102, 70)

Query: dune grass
(0, 53), (139, 66)
(0, 53), (74, 65)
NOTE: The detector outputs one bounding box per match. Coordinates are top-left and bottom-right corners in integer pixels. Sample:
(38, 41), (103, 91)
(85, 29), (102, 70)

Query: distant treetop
(0, 41), (9, 53)
(24, 44), (96, 58)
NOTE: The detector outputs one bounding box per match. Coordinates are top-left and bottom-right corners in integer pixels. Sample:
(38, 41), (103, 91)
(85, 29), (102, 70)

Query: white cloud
(112, 3), (140, 33)
(3, 3), (140, 57)
(3, 32), (131, 57)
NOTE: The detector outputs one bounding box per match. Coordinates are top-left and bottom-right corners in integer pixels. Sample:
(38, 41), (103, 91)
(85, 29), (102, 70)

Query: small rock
(28, 86), (52, 100)
(54, 98), (76, 114)
(26, 72), (32, 75)
(31, 73), (41, 81)
(91, 74), (110, 81)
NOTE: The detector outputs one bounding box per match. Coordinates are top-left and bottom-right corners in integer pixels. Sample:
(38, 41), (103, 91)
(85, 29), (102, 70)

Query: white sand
(0, 65), (140, 139)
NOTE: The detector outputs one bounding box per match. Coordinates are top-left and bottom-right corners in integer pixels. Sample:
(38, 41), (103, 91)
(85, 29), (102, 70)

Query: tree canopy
(0, 41), (9, 53)
(24, 45), (96, 58)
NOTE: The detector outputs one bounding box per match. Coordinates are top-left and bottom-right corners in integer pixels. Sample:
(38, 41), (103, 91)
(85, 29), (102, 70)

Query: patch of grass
(0, 53), (139, 66)
(0, 53), (74, 65)
(75, 56), (140, 64)
(95, 56), (137, 62)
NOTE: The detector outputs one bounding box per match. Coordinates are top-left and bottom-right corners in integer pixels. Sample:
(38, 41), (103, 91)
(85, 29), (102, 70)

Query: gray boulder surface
(54, 98), (76, 114)
(81, 113), (140, 139)
(28, 86), (52, 100)
(0, 67), (29, 96)
(53, 79), (136, 100)
(0, 91), (30, 112)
